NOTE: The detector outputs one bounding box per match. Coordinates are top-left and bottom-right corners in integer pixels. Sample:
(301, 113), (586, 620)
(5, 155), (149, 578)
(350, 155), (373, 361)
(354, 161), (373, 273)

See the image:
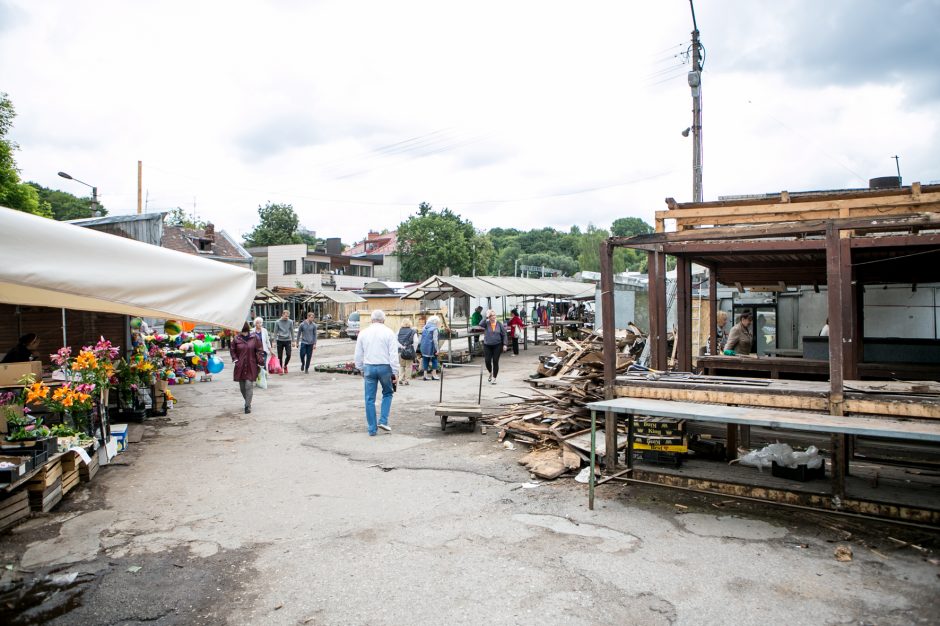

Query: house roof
(161, 225), (251, 262)
(345, 231), (398, 256)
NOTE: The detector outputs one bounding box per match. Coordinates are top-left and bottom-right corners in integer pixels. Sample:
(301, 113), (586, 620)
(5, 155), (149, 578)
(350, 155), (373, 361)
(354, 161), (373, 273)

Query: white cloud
(3, 0), (938, 245)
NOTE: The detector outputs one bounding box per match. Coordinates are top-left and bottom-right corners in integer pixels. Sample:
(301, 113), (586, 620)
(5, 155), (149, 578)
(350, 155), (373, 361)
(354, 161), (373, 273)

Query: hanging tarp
(0, 206), (256, 330)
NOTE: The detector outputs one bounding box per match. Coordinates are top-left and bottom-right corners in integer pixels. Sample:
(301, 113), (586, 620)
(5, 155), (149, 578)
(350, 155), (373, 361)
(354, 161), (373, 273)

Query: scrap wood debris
(484, 329), (643, 480)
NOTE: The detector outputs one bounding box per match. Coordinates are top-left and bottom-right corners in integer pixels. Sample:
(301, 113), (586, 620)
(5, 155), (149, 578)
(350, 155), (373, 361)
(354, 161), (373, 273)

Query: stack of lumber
(484, 332), (639, 479)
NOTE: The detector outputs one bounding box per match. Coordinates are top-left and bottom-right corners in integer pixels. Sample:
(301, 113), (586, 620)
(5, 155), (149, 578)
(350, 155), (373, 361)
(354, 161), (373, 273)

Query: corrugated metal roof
(305, 290), (367, 304)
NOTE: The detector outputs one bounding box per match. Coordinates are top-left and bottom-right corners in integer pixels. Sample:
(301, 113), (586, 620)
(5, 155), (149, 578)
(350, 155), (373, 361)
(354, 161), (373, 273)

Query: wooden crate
(0, 490), (30, 532)
(28, 478), (62, 512)
(27, 457), (62, 491)
(60, 450), (80, 473)
(61, 467), (80, 495)
(79, 453), (99, 482)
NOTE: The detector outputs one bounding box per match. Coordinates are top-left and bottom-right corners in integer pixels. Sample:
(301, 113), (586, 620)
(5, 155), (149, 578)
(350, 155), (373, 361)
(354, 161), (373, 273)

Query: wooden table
(585, 397), (940, 511)
(697, 355), (940, 381)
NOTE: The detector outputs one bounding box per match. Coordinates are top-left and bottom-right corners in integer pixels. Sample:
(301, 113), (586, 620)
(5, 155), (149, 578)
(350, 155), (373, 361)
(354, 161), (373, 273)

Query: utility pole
(892, 155), (902, 186)
(689, 0), (704, 202)
(137, 160), (143, 214)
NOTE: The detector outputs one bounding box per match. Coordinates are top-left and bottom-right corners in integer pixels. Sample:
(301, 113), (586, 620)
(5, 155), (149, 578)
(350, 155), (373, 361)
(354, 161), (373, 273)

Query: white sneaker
(487, 375), (492, 383)
(491, 378), (497, 385)
(379, 423), (391, 432)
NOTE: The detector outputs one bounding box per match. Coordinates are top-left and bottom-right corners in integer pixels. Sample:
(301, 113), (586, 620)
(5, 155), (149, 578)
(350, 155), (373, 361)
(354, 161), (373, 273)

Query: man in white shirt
(354, 310), (399, 436)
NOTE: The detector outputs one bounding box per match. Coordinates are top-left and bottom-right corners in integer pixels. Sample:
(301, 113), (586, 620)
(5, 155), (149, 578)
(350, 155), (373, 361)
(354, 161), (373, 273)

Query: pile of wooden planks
(484, 332), (639, 479)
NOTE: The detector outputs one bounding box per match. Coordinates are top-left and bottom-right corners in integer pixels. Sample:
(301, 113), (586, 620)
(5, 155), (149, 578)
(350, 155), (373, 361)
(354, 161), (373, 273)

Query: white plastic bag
(256, 367), (268, 390)
(736, 442), (822, 471)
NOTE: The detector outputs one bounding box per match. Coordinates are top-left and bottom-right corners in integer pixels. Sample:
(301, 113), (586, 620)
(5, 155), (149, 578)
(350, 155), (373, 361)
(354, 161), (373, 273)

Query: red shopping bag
(267, 354), (282, 374)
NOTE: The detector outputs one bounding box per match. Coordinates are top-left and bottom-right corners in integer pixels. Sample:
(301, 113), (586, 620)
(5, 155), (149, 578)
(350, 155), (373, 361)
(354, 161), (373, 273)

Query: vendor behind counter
(0, 333), (40, 364)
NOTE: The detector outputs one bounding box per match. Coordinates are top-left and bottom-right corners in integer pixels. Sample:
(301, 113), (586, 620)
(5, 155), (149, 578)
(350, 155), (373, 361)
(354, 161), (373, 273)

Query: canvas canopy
(304, 290), (367, 304)
(403, 275), (594, 301)
(0, 207), (256, 330)
(254, 288), (286, 304)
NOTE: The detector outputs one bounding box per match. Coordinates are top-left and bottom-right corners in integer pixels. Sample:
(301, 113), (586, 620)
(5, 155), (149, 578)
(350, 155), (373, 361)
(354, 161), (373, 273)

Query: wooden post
(826, 222), (851, 497)
(708, 270), (718, 357)
(652, 249), (669, 371)
(676, 256), (692, 371)
(600, 240), (618, 469)
(137, 160), (143, 214)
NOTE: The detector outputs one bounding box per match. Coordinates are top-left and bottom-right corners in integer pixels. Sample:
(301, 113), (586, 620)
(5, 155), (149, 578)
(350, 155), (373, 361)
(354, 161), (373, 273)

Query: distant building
(250, 242), (377, 291)
(344, 230), (400, 281)
(160, 222), (252, 268)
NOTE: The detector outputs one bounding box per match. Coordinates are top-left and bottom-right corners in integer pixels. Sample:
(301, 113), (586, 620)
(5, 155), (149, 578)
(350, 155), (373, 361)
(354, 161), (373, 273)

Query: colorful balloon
(164, 320), (182, 335)
(191, 356), (202, 365)
(207, 356), (224, 374)
(131, 317), (143, 329)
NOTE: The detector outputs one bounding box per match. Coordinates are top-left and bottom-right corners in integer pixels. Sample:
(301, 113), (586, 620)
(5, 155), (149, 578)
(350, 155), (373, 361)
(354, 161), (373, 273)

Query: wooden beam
(599, 240), (618, 470)
(653, 250), (668, 371)
(708, 271), (718, 358)
(662, 202), (940, 229)
(676, 257), (692, 371)
(667, 183), (939, 211)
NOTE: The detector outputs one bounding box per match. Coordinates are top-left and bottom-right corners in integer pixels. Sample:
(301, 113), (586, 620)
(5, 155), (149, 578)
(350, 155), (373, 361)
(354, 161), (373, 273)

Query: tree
(0, 93), (51, 218)
(27, 182), (105, 220)
(243, 202), (302, 247)
(397, 202), (483, 281)
(577, 224), (610, 272)
(611, 217), (654, 238)
(165, 207), (206, 229)
(517, 252), (579, 277)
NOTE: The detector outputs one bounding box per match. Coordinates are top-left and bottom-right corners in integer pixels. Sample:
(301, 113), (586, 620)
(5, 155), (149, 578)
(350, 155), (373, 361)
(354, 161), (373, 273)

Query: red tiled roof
(161, 225), (250, 260)
(344, 230), (397, 256)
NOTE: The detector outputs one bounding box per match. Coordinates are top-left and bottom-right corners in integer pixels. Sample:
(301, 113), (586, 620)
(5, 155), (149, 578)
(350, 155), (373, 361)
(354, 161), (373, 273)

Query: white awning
(0, 207), (256, 330)
(305, 290), (367, 304)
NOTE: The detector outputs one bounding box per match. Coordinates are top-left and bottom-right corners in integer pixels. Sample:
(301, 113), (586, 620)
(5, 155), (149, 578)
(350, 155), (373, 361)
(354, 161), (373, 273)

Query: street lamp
(58, 171), (99, 213)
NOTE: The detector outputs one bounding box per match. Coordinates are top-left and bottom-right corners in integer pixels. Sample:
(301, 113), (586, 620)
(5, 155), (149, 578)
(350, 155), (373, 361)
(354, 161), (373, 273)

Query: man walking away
(297, 312), (318, 373)
(354, 310), (399, 436)
(275, 310), (294, 374)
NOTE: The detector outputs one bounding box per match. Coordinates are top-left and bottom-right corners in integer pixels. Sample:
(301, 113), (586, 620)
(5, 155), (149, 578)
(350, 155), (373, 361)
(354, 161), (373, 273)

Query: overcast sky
(2, 0), (938, 244)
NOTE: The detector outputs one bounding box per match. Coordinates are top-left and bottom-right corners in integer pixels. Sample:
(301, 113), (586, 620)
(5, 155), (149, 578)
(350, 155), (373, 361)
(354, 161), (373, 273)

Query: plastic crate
(0, 455), (33, 483)
(634, 449), (683, 468)
(771, 461), (826, 482)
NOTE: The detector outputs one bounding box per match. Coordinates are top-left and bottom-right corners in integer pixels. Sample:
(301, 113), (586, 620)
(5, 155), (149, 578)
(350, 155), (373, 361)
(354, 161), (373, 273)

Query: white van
(345, 311), (360, 340)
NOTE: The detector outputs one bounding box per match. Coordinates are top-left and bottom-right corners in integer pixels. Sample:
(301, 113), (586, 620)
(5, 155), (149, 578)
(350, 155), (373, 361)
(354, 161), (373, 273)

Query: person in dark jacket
(725, 312), (753, 355)
(396, 319), (417, 385)
(478, 309), (508, 384)
(230, 322), (264, 413)
(1, 333), (40, 363)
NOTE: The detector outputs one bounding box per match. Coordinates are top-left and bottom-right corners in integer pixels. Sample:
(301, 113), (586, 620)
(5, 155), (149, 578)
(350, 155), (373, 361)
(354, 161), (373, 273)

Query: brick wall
(0, 304), (127, 365)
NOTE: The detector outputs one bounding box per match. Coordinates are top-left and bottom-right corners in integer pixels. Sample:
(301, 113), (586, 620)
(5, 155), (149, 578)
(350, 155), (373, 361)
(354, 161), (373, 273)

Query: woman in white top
(253, 317), (272, 362)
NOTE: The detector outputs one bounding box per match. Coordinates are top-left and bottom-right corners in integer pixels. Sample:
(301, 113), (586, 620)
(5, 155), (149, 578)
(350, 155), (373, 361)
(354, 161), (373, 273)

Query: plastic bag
(256, 367), (268, 389)
(736, 442), (822, 471)
(267, 355), (282, 374)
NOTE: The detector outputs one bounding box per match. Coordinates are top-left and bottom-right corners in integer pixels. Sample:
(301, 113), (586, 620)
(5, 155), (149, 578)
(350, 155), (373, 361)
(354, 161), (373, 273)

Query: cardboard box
(0, 361), (43, 386)
(110, 423), (129, 453)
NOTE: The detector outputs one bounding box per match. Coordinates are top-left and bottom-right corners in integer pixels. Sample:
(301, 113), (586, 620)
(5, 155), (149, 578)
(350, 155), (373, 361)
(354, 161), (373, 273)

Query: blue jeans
(363, 364), (394, 434)
(421, 355), (439, 374)
(299, 343), (314, 371)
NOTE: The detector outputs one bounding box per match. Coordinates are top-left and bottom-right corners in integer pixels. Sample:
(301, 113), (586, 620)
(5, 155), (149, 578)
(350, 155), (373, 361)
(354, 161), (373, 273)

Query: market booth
(590, 184), (940, 525)
(0, 207), (255, 528)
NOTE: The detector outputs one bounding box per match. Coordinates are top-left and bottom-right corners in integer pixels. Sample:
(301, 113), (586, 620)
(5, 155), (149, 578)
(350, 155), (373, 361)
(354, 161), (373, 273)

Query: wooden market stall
(593, 183), (940, 524)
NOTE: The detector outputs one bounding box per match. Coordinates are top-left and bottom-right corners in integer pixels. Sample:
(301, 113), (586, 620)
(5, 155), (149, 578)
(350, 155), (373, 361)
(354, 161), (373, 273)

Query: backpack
(400, 329), (416, 360)
(420, 326), (436, 355)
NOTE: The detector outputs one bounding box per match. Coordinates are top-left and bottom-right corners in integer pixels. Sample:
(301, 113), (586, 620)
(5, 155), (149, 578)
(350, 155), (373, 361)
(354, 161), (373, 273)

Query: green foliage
(165, 207), (206, 229)
(397, 202), (487, 281)
(28, 182), (106, 220)
(611, 217), (654, 238)
(243, 202), (303, 247)
(517, 252), (579, 277)
(0, 93), (51, 218)
(576, 224), (609, 272)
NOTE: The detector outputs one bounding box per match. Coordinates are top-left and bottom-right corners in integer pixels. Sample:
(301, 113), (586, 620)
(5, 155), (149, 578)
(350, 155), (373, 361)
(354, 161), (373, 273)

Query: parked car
(345, 311), (360, 340)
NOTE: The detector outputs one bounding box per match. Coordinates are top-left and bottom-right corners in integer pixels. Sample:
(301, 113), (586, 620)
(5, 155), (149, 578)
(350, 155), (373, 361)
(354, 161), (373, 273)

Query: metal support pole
(599, 240), (618, 469)
(689, 2), (704, 202)
(589, 409), (596, 510)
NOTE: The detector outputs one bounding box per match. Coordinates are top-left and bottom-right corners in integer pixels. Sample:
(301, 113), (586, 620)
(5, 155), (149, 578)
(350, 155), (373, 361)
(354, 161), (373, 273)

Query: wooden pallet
(28, 457), (62, 491)
(61, 468), (80, 495)
(79, 453), (99, 482)
(0, 490), (30, 532)
(28, 478), (62, 512)
(655, 183), (940, 232)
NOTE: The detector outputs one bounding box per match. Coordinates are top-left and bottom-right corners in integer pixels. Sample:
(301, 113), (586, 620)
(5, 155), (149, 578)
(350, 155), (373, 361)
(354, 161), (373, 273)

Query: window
(283, 259), (296, 275)
(316, 261), (330, 273)
(302, 260), (315, 274)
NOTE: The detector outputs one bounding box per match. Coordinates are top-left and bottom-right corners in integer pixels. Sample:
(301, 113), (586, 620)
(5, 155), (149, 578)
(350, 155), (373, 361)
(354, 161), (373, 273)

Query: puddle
(676, 514), (788, 540)
(513, 514), (639, 553)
